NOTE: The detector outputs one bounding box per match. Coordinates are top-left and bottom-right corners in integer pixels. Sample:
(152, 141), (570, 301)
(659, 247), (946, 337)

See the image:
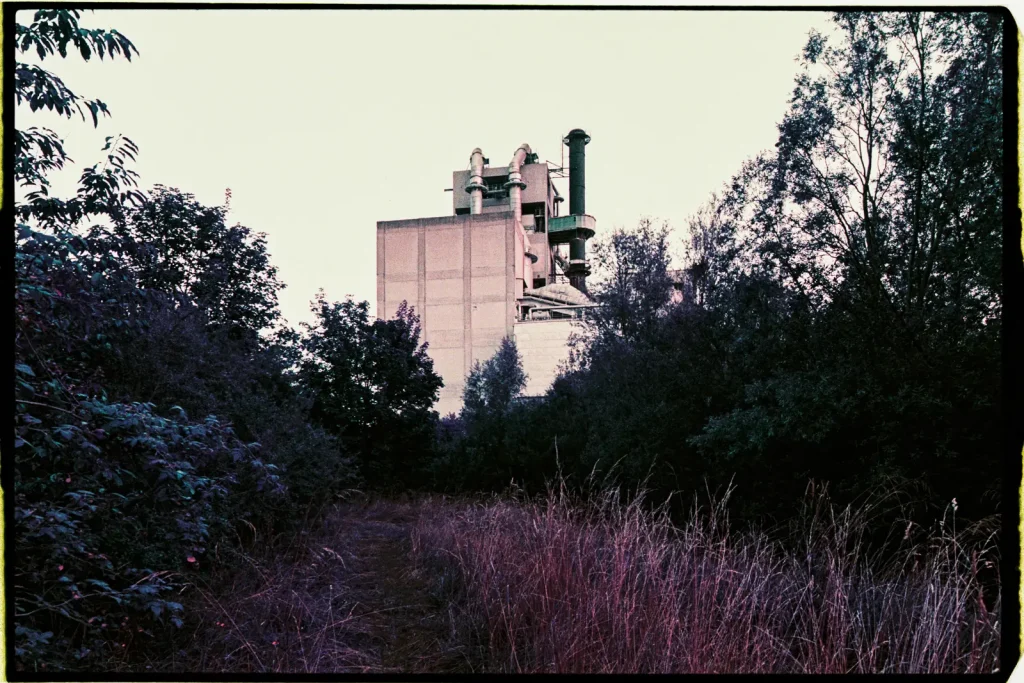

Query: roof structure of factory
(522, 283), (594, 306)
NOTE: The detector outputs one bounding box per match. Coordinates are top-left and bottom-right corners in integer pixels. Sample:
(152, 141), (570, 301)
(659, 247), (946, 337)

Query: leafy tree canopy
(299, 297), (443, 487)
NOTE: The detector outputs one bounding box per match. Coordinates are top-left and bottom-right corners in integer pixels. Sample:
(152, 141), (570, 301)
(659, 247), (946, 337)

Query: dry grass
(410, 482), (1001, 673)
(120, 483), (999, 674)
(146, 495), (467, 674)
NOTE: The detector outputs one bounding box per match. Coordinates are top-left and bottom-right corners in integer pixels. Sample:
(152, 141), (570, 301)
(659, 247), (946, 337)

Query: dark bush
(13, 368), (285, 669)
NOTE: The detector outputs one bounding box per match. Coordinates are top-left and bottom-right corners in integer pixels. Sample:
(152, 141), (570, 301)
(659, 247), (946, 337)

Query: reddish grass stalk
(410, 483), (1000, 673)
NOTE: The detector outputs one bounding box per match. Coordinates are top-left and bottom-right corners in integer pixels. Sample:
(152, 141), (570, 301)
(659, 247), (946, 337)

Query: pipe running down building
(377, 129), (597, 415)
(467, 147), (486, 215)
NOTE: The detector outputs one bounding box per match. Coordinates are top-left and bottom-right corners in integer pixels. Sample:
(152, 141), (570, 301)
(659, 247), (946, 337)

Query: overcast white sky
(17, 8), (832, 328)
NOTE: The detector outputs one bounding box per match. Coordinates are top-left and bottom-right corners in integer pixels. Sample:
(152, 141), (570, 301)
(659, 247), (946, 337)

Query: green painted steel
(564, 129), (590, 216)
(548, 215), (596, 244)
(570, 238), (586, 261)
(549, 215), (580, 233)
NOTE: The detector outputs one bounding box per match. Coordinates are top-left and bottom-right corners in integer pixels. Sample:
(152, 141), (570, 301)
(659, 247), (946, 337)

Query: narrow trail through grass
(178, 499), (469, 674)
(339, 502), (468, 673)
(174, 493), (999, 674)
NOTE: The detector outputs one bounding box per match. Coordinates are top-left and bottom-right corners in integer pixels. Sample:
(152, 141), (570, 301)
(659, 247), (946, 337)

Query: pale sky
(17, 7), (831, 328)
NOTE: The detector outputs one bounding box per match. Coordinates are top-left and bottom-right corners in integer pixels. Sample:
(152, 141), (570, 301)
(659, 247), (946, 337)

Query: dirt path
(334, 501), (469, 673)
(182, 498), (471, 674)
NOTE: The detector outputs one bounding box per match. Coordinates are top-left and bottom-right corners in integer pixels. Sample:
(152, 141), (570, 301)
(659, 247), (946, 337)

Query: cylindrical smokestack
(569, 238), (586, 262)
(563, 129), (590, 216)
(467, 148), (486, 215)
(563, 129), (592, 293)
(506, 143), (531, 224)
(569, 238), (588, 291)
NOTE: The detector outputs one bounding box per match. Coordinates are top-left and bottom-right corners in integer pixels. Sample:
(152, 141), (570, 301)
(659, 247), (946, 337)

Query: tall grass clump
(411, 481), (999, 673)
(154, 495), (407, 674)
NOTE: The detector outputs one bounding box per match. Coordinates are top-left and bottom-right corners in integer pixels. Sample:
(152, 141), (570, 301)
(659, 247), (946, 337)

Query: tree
(462, 337), (528, 420)
(426, 11), (1006, 529)
(14, 8), (151, 407)
(13, 11), (277, 670)
(586, 218), (675, 347)
(13, 11), (354, 671)
(435, 337), (529, 491)
(299, 296), (443, 488)
(760, 11), (1003, 327)
(15, 9), (144, 230)
(14, 9), (151, 398)
(112, 186), (285, 336)
(687, 10), (1005, 520)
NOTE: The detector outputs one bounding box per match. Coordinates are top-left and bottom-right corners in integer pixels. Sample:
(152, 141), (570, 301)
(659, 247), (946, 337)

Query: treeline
(13, 9), (1006, 672)
(13, 10), (442, 670)
(432, 11), (1005, 531)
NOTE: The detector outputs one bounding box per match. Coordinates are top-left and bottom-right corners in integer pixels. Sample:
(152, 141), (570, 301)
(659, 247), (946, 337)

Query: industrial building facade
(377, 130), (597, 415)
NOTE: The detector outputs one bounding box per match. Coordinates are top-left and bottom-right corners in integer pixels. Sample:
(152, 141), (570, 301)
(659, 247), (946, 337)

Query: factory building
(377, 129), (598, 415)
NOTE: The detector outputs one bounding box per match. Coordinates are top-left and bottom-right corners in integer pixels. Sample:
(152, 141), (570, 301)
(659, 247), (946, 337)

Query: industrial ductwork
(466, 147), (486, 215)
(505, 143), (532, 224)
(552, 184), (564, 213)
(507, 144), (534, 301)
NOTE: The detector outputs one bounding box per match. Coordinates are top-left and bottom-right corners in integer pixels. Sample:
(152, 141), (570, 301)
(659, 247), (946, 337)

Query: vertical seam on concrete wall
(463, 216), (473, 378)
(377, 225), (385, 318)
(417, 222), (426, 329)
(506, 215), (515, 337)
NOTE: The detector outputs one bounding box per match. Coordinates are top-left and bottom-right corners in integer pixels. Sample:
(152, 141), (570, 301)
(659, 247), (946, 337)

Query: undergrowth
(410, 481), (1001, 673)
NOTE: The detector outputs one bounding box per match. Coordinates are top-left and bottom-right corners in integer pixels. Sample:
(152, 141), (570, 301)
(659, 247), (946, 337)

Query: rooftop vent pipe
(563, 129), (590, 216)
(563, 129), (592, 293)
(505, 143), (532, 223)
(507, 144), (534, 298)
(466, 148), (486, 214)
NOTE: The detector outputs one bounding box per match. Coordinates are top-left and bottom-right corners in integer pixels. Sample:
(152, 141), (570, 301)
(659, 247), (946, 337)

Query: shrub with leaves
(14, 362), (285, 670)
(12, 10), (296, 670)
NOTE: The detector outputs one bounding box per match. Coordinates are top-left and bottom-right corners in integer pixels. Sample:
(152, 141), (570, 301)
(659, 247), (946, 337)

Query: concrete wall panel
(384, 230), (418, 276)
(516, 319), (576, 397)
(432, 345), (469, 417)
(428, 346), (465, 379)
(471, 275), (506, 302)
(426, 228), (463, 271)
(378, 211), (516, 416)
(384, 279), (418, 310)
(436, 386), (464, 417)
(425, 278), (464, 304)
(472, 222), (506, 267)
(425, 328), (465, 348)
(471, 301), (506, 331)
(471, 343), (502, 366)
(376, 230), (386, 314)
(424, 303), (464, 333)
(521, 163), (550, 205)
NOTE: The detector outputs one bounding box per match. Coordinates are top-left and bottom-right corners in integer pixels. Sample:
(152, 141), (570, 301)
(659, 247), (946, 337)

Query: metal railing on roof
(519, 303), (598, 321)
